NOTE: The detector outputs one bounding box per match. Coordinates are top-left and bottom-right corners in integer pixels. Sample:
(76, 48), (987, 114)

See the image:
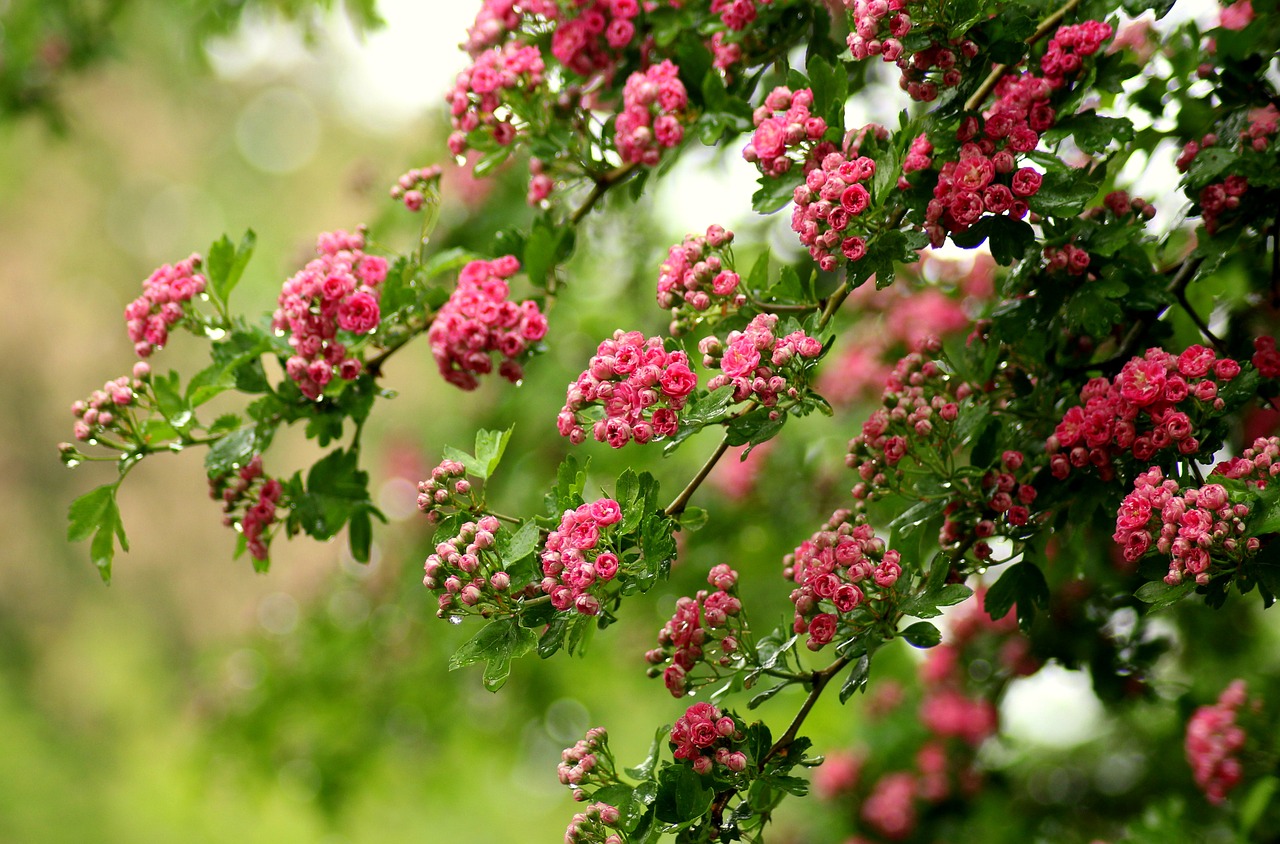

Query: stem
(1174, 284), (1226, 354)
(963, 0), (1082, 112)
(570, 163), (638, 226)
(760, 656), (852, 767)
(665, 436), (732, 517)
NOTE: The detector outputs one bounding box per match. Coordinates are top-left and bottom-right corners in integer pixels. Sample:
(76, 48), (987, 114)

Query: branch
(963, 0), (1082, 112)
(665, 436), (732, 517)
(570, 163), (638, 226)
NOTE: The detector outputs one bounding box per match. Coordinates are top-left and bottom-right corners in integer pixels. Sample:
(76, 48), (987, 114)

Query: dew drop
(447, 615), (463, 625)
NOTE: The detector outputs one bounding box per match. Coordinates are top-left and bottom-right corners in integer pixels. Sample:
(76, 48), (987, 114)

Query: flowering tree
(62, 0), (1280, 840)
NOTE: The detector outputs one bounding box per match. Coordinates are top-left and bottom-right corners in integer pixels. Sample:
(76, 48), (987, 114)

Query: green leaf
(1134, 578), (1196, 610)
(655, 764), (713, 824)
(1241, 775), (1278, 836)
(753, 172), (802, 215)
(950, 216), (1036, 265)
(678, 506), (709, 532)
(748, 681), (791, 709)
(1028, 168), (1103, 218)
(625, 726), (672, 781)
(205, 427), (260, 477)
(499, 519), (541, 565)
(474, 426), (514, 480)
(152, 370), (193, 432)
(838, 654), (871, 703)
(449, 617), (537, 691)
(206, 229), (256, 306)
(348, 508), (372, 563)
(293, 448), (372, 540)
(900, 620), (942, 648)
(1045, 113), (1135, 156)
(984, 561), (1049, 628)
(68, 483), (128, 583)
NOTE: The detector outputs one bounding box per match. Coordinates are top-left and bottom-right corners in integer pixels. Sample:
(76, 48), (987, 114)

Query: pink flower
(337, 292), (380, 334)
(1219, 0), (1254, 30)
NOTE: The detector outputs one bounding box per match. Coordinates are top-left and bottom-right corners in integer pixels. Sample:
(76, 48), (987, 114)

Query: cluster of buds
(845, 0), (979, 102)
(540, 498), (624, 615)
(847, 342), (972, 499)
(388, 164), (443, 212)
(272, 228), (387, 400)
(1175, 104), (1277, 235)
(424, 514), (527, 618)
(558, 330), (698, 447)
(428, 256), (548, 391)
(1185, 680), (1251, 805)
(1213, 435), (1280, 490)
(1113, 468), (1256, 585)
(701, 314), (824, 409)
(1100, 189), (1157, 220)
(558, 727), (617, 794)
(125, 254), (206, 357)
(462, 0), (559, 57)
(415, 458), (476, 524)
(937, 450), (1039, 562)
(208, 455), (283, 562)
(645, 564), (744, 697)
(70, 364), (148, 443)
(615, 60), (689, 167)
(1047, 345), (1240, 482)
(1042, 242), (1091, 276)
(790, 148), (878, 270)
(670, 702), (748, 775)
(445, 40), (545, 157)
(783, 509), (902, 650)
(563, 802), (623, 844)
(742, 87), (829, 177)
(656, 224), (743, 332)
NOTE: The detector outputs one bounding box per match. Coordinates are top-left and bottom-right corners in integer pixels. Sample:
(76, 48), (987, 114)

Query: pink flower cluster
(463, 0), (559, 57)
(700, 313), (824, 408)
(742, 86), (828, 177)
(789, 149), (877, 270)
(1047, 346), (1239, 481)
(1252, 337), (1280, 379)
(845, 0), (979, 102)
(861, 771), (918, 839)
(539, 498), (624, 615)
(551, 0), (641, 77)
(272, 228), (387, 400)
(208, 454), (283, 562)
(1038, 21), (1113, 88)
(847, 342), (971, 498)
(656, 224), (743, 329)
(125, 254), (206, 357)
(428, 257), (548, 391)
(423, 514), (525, 618)
(1175, 105), (1276, 234)
(1186, 680), (1250, 804)
(1114, 468), (1256, 585)
(415, 458), (474, 524)
(670, 702), (748, 775)
(645, 564), (743, 697)
(388, 164), (443, 212)
(919, 75), (1054, 246)
(711, 0), (773, 30)
(558, 330), (697, 447)
(783, 509), (902, 651)
(71, 364), (148, 443)
(446, 41), (546, 157)
(615, 60), (689, 166)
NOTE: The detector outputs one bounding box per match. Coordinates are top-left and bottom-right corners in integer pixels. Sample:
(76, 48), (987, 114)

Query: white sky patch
(1001, 662), (1106, 749)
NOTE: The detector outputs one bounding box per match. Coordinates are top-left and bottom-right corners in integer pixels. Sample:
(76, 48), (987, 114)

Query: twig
(665, 436), (732, 517)
(570, 163), (638, 226)
(759, 656), (852, 767)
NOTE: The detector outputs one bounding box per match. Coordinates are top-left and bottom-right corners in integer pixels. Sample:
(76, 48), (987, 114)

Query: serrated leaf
(501, 519), (541, 564)
(1029, 168), (1102, 217)
(985, 561), (1049, 628)
(625, 726), (672, 781)
(748, 681), (790, 709)
(67, 484), (118, 543)
(474, 426), (513, 480)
